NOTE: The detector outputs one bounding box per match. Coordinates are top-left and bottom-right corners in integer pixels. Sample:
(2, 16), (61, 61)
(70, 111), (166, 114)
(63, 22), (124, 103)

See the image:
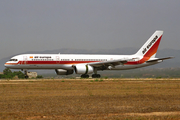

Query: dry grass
(0, 78), (180, 119)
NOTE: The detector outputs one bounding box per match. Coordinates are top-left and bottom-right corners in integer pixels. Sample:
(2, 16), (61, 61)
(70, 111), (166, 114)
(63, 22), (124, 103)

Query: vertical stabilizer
(135, 31), (163, 58)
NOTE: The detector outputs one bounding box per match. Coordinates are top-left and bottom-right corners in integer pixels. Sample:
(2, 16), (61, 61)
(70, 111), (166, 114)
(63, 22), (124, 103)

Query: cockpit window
(9, 59), (18, 61)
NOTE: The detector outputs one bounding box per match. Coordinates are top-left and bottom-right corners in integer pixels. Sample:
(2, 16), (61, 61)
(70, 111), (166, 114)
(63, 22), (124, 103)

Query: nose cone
(4, 62), (9, 68)
(4, 61), (13, 68)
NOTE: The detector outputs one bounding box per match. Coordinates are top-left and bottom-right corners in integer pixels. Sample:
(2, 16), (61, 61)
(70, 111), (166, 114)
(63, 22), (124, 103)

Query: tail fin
(135, 31), (163, 58)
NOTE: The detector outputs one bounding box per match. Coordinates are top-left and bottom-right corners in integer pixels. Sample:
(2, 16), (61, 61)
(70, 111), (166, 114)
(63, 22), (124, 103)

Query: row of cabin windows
(32, 59), (54, 61)
(61, 59), (107, 61)
(31, 59), (108, 61)
(61, 59), (70, 61)
(74, 59), (107, 61)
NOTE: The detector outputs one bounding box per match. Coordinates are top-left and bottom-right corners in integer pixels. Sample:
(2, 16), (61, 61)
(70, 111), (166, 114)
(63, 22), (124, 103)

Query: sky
(0, 0), (180, 60)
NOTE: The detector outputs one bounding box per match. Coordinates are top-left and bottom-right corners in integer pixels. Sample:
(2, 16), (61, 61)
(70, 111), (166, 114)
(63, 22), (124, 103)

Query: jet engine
(55, 69), (74, 75)
(74, 64), (94, 74)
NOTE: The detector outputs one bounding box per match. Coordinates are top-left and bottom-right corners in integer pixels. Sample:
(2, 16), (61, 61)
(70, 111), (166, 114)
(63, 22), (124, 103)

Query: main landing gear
(91, 68), (101, 78)
(81, 74), (89, 78)
(80, 74), (101, 78)
(92, 74), (101, 78)
(80, 68), (101, 78)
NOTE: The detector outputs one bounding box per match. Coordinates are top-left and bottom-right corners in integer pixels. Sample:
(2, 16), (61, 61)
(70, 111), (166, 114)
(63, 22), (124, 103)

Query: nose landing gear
(23, 70), (29, 79)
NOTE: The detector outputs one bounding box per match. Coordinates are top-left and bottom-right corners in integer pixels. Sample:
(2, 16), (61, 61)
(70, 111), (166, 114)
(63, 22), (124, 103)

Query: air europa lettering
(34, 56), (51, 59)
(142, 35), (158, 54)
(147, 35), (158, 49)
(142, 48), (147, 54)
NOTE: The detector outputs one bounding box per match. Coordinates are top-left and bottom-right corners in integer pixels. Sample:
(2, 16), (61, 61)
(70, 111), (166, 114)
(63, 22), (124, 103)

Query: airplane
(4, 31), (173, 78)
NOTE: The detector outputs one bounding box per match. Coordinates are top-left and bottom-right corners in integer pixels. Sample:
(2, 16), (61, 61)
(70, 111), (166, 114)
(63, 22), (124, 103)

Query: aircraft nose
(4, 62), (9, 67)
(4, 62), (7, 67)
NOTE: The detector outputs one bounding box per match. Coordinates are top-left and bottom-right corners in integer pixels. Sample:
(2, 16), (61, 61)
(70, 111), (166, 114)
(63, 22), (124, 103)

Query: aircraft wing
(88, 59), (128, 69)
(146, 57), (174, 63)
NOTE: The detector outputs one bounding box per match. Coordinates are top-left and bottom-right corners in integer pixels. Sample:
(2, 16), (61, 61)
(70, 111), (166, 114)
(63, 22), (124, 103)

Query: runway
(0, 78), (180, 119)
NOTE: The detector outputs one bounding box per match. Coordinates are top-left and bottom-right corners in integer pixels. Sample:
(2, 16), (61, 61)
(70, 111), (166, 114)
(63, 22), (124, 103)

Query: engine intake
(55, 69), (73, 75)
(74, 64), (94, 74)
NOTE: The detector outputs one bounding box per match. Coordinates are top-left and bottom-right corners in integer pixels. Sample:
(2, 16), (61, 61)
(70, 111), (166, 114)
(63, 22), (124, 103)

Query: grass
(0, 79), (180, 119)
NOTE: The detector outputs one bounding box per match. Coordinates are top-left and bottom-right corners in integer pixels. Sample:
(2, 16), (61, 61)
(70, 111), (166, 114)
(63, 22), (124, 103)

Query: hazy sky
(0, 0), (180, 60)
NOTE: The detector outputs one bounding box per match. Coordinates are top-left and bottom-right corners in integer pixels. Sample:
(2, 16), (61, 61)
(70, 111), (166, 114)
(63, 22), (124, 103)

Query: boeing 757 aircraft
(5, 31), (173, 78)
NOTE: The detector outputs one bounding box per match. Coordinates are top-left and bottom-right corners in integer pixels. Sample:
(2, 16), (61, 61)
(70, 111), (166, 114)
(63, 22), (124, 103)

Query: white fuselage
(4, 54), (160, 71)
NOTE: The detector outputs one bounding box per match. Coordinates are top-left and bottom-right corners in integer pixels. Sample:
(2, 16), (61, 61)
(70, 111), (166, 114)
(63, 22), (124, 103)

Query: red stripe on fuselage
(16, 61), (99, 65)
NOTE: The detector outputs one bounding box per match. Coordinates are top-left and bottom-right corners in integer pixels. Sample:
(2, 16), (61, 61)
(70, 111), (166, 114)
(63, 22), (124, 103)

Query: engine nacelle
(55, 69), (73, 75)
(74, 64), (94, 74)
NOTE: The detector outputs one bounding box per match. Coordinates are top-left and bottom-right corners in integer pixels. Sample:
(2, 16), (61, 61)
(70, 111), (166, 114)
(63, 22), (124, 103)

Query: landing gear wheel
(25, 75), (29, 79)
(81, 74), (89, 78)
(92, 74), (101, 78)
(24, 70), (29, 79)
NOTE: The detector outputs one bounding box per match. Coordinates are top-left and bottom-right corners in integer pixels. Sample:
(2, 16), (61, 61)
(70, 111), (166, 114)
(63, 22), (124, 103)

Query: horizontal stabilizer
(146, 57), (174, 63)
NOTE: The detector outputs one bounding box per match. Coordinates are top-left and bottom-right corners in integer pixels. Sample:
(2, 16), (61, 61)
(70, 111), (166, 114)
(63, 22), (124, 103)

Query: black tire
(81, 74), (89, 78)
(97, 74), (101, 78)
(25, 75), (29, 79)
(92, 74), (101, 78)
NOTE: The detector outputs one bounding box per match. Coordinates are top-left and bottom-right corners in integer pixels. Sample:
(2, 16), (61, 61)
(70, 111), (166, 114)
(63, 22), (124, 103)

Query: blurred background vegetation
(0, 68), (43, 79)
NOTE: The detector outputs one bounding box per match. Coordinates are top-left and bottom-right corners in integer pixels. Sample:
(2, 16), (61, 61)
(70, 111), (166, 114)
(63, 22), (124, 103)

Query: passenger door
(23, 56), (28, 65)
(56, 56), (60, 64)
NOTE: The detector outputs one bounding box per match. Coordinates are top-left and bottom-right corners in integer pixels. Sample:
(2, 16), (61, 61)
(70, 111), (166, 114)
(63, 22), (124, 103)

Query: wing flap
(89, 59), (128, 68)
